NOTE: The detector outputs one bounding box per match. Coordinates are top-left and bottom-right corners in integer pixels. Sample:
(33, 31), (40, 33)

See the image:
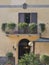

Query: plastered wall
(0, 2), (49, 64)
(0, 0), (49, 5)
(35, 42), (49, 55)
(0, 8), (49, 37)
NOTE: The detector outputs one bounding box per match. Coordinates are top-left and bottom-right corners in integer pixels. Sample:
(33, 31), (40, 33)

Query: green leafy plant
(7, 23), (16, 30)
(18, 53), (41, 65)
(18, 23), (28, 33)
(5, 60), (12, 65)
(6, 52), (13, 58)
(29, 23), (37, 34)
(18, 23), (28, 29)
(2, 23), (16, 34)
(2, 23), (7, 31)
(40, 55), (49, 65)
(39, 23), (45, 32)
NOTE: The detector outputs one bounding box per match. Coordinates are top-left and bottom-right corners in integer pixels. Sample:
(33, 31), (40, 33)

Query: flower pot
(6, 64), (12, 65)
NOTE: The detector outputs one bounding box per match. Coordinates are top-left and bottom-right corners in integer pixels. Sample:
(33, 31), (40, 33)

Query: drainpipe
(39, 33), (41, 38)
(38, 24), (42, 38)
(33, 41), (35, 54)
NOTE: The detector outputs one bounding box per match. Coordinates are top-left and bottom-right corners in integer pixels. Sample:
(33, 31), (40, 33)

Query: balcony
(2, 23), (45, 35)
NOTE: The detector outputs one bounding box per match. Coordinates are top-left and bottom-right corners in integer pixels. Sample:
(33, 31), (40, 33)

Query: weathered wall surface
(0, 0), (49, 64)
(0, 8), (49, 37)
(26, 0), (49, 5)
(0, 8), (49, 64)
(0, 0), (10, 5)
(0, 0), (49, 5)
(35, 42), (49, 55)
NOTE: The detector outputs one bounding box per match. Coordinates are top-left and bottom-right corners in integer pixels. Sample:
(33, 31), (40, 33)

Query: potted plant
(29, 23), (37, 34)
(6, 52), (13, 58)
(18, 53), (41, 65)
(18, 23), (28, 34)
(2, 23), (16, 34)
(39, 23), (45, 32)
(5, 61), (12, 65)
(2, 23), (7, 32)
(5, 23), (16, 34)
(40, 55), (49, 65)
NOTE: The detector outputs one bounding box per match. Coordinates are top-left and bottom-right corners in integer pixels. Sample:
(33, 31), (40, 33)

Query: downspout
(33, 41), (35, 54)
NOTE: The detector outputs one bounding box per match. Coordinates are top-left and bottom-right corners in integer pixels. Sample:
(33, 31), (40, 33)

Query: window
(18, 13), (37, 34)
(25, 13), (30, 23)
(19, 13), (37, 24)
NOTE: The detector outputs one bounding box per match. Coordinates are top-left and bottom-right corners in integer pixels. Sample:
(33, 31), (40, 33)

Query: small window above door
(18, 13), (37, 24)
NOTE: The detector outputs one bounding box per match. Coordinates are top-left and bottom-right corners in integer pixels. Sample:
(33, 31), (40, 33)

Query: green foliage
(5, 60), (12, 64)
(2, 23), (7, 31)
(18, 23), (28, 33)
(18, 53), (41, 65)
(40, 55), (49, 64)
(2, 23), (16, 34)
(39, 23), (45, 32)
(7, 23), (16, 30)
(18, 23), (28, 29)
(29, 23), (37, 33)
(6, 52), (13, 58)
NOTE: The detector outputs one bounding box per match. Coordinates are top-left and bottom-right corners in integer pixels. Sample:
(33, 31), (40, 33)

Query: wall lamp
(13, 46), (16, 51)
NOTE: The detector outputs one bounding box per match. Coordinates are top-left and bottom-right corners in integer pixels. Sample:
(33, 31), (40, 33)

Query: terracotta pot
(6, 64), (12, 65)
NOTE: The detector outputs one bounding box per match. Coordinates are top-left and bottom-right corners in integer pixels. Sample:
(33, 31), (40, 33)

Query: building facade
(0, 0), (49, 64)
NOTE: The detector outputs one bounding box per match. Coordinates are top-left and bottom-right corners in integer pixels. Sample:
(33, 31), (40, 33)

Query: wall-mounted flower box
(39, 23), (45, 33)
(18, 22), (28, 34)
(29, 23), (37, 34)
(2, 23), (16, 34)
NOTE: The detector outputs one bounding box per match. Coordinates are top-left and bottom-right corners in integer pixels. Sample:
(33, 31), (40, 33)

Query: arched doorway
(18, 39), (30, 59)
